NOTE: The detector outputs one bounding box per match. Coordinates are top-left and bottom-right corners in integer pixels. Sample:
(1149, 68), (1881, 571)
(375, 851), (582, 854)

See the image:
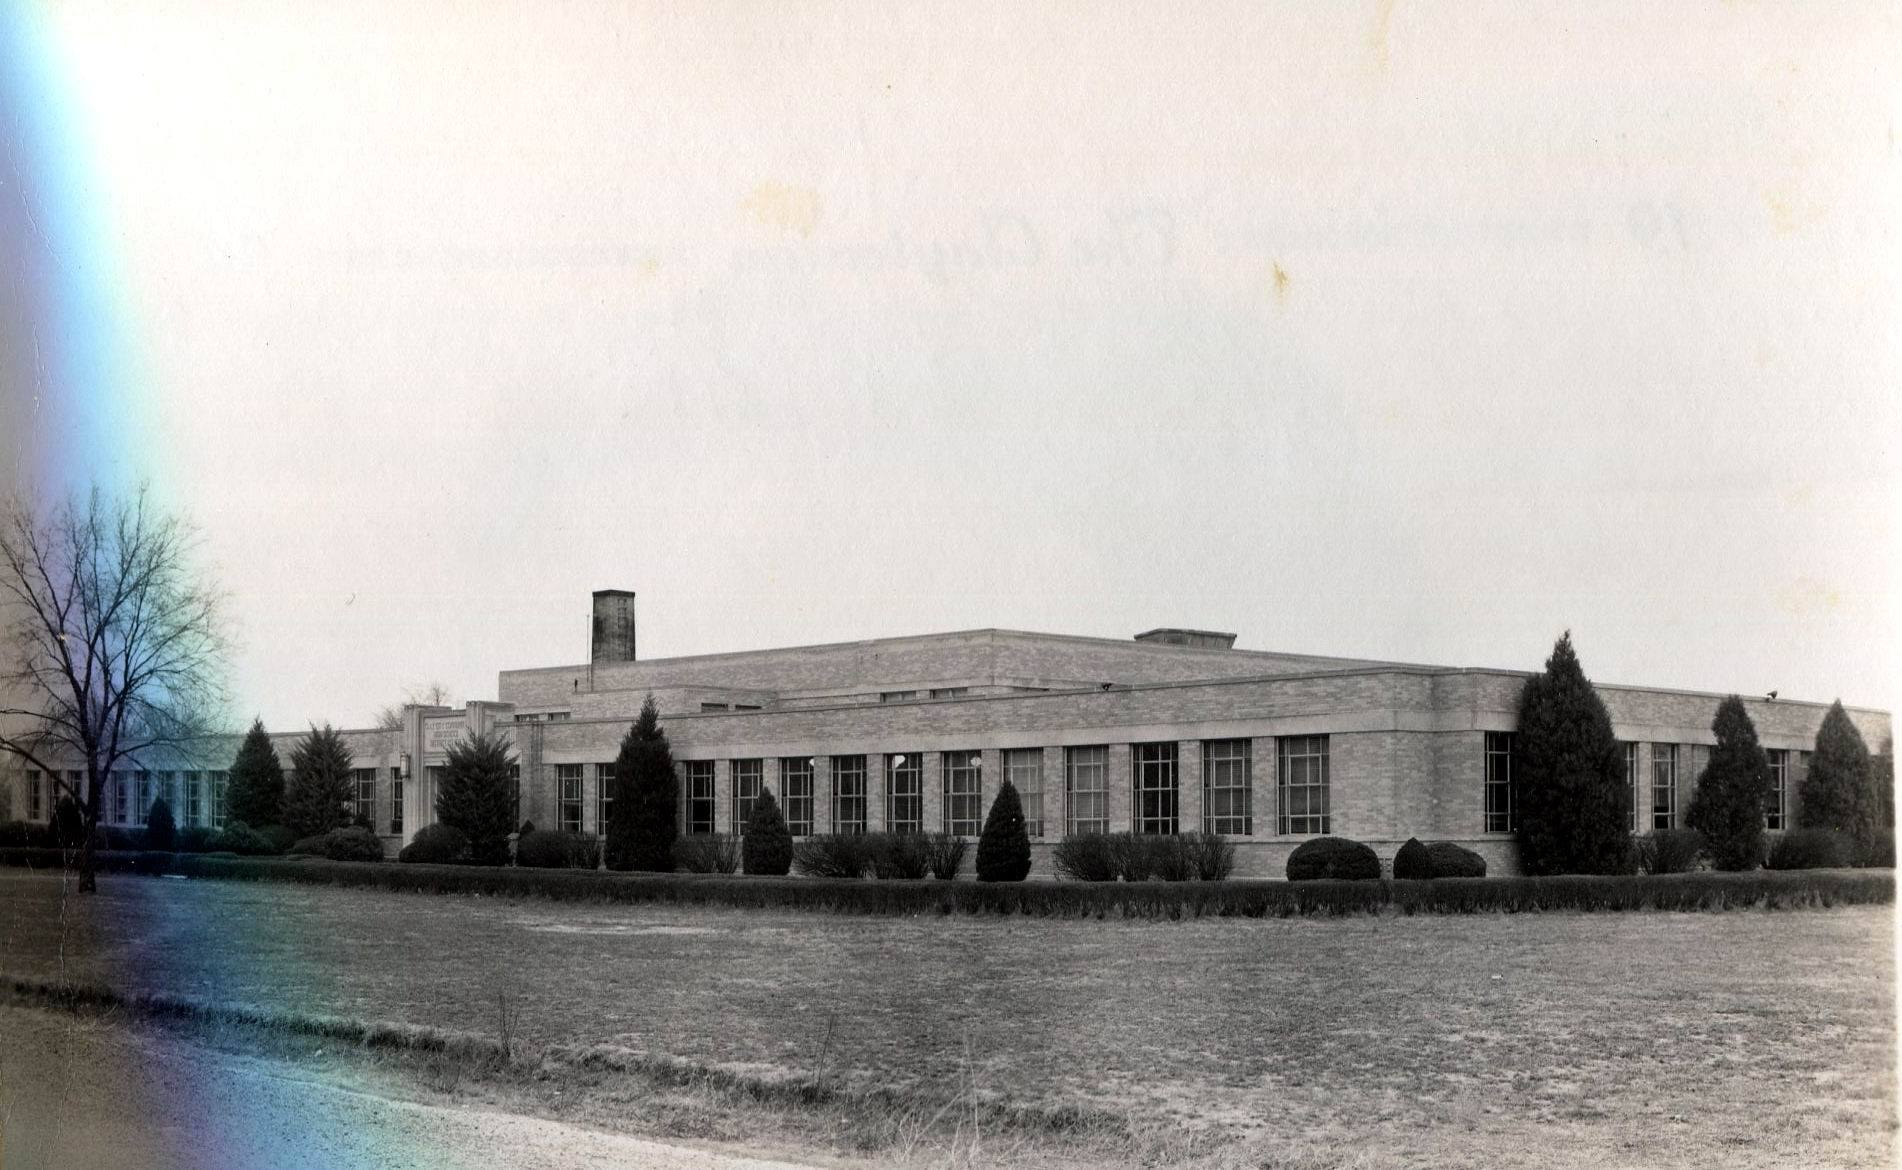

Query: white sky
(14, 0), (1900, 730)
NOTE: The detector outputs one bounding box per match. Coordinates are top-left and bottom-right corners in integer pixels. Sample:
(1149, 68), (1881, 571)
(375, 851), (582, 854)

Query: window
(184, 771), (203, 827)
(514, 713), (543, 723)
(545, 712), (570, 722)
(879, 691), (917, 703)
(210, 771), (228, 829)
(156, 772), (175, 821)
(831, 756), (867, 834)
(1622, 742), (1639, 832)
(1278, 736), (1331, 836)
(700, 703), (731, 712)
(780, 757), (815, 836)
(1003, 749), (1044, 837)
(686, 761), (716, 834)
(1483, 732), (1515, 833)
(1689, 744), (1711, 785)
(557, 763), (584, 833)
(733, 704), (762, 711)
(1133, 742), (1179, 834)
(885, 753), (923, 833)
(26, 769), (41, 822)
(1064, 746), (1108, 835)
(930, 687), (969, 699)
(137, 771), (154, 822)
(1765, 749), (1787, 831)
(732, 759), (763, 834)
(1203, 740), (1252, 835)
(67, 771), (83, 817)
(352, 768), (377, 828)
(391, 768), (404, 836)
(113, 772), (130, 825)
(942, 750), (982, 836)
(596, 762), (615, 836)
(1651, 743), (1678, 830)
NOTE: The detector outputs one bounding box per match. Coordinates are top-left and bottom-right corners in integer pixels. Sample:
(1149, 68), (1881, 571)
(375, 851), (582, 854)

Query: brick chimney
(591, 590), (637, 664)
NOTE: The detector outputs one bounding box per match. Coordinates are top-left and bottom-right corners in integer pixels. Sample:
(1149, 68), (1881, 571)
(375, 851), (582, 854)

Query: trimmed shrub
(1287, 836), (1381, 881)
(212, 822), (275, 856)
(517, 829), (583, 869)
(322, 826), (385, 863)
(791, 833), (873, 879)
(1424, 841), (1487, 878)
(288, 833), (330, 856)
(1860, 828), (1895, 869)
(0, 821), (56, 849)
(1145, 835), (1194, 882)
(1186, 832), (1237, 881)
(53, 796), (85, 848)
(974, 780), (1031, 882)
(398, 823), (471, 865)
(257, 825), (297, 855)
(1767, 828), (1855, 871)
(1052, 833), (1118, 882)
(924, 832), (968, 880)
(144, 798), (177, 852)
(674, 833), (740, 875)
(1393, 837), (1432, 880)
(1636, 829), (1706, 875)
(175, 826), (219, 853)
(1106, 832), (1154, 882)
(741, 790), (794, 876)
(567, 832), (602, 869)
(870, 831), (932, 880)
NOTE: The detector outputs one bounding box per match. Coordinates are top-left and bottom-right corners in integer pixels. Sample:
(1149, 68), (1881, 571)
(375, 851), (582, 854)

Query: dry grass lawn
(0, 871), (1891, 1168)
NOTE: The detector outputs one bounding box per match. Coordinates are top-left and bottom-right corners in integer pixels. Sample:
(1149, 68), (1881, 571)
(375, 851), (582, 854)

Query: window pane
(1003, 748), (1044, 838)
(1277, 736), (1330, 836)
(885, 753), (922, 833)
(942, 750), (982, 836)
(780, 757), (815, 836)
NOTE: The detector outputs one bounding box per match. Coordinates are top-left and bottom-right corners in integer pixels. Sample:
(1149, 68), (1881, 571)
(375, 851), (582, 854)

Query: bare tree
(372, 682), (455, 730)
(0, 486), (229, 892)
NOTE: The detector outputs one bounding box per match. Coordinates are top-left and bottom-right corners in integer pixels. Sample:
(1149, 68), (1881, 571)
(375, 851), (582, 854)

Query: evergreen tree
(1875, 738), (1894, 830)
(609, 697), (679, 871)
(434, 730), (518, 866)
(1797, 701), (1879, 850)
(741, 788), (793, 875)
(53, 794), (85, 848)
(1685, 696), (1771, 870)
(975, 779), (1033, 882)
(144, 796), (177, 851)
(284, 723), (356, 840)
(1513, 632), (1629, 875)
(225, 719), (285, 830)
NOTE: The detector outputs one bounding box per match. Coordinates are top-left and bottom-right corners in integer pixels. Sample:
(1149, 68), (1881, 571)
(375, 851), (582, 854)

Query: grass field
(0, 871), (1892, 1168)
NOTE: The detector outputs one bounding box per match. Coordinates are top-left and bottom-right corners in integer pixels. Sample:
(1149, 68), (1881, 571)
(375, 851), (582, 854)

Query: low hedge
(1051, 832), (1237, 882)
(516, 829), (600, 870)
(1767, 828), (1855, 871)
(1, 848), (1886, 917)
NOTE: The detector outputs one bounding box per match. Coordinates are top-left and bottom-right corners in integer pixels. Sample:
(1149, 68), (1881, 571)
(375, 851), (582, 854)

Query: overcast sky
(7, 1), (1897, 731)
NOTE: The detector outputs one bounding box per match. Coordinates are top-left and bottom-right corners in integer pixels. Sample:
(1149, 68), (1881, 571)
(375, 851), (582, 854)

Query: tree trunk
(78, 834), (98, 893)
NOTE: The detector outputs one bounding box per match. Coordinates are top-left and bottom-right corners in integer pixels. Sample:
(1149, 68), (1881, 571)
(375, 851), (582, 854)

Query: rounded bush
(258, 824), (298, 855)
(1766, 828), (1854, 871)
(1051, 833), (1118, 882)
(288, 833), (330, 856)
(1286, 836), (1381, 881)
(322, 825), (385, 862)
(1185, 832), (1237, 881)
(1392, 837), (1432, 880)
(1861, 828), (1895, 869)
(791, 833), (871, 879)
(870, 832), (932, 879)
(974, 781), (1031, 882)
(1424, 841), (1487, 878)
(742, 791), (794, 876)
(674, 833), (741, 874)
(175, 826), (219, 853)
(398, 823), (471, 864)
(1636, 828), (1707, 875)
(211, 821), (275, 856)
(516, 828), (592, 869)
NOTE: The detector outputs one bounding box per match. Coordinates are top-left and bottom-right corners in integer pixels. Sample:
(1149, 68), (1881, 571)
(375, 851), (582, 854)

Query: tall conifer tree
(225, 718), (285, 830)
(435, 730), (518, 866)
(1797, 701), (1878, 851)
(975, 779), (1033, 882)
(1685, 696), (1770, 870)
(609, 696), (679, 871)
(1513, 632), (1629, 875)
(284, 723), (356, 839)
(741, 789), (793, 875)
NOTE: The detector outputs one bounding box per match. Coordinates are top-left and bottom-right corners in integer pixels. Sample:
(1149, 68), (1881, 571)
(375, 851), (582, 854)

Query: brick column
(763, 757), (781, 800)
(1177, 741), (1203, 835)
(1042, 746), (1065, 838)
(866, 753), (886, 832)
(979, 748), (1002, 831)
(580, 771), (598, 835)
(1252, 736), (1275, 836)
(674, 761), (690, 835)
(812, 755), (833, 834)
(1107, 744), (1132, 833)
(923, 750), (945, 833)
(713, 759), (732, 834)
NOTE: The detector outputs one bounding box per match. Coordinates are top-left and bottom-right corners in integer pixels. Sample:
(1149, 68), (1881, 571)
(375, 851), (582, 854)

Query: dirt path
(0, 1005), (819, 1170)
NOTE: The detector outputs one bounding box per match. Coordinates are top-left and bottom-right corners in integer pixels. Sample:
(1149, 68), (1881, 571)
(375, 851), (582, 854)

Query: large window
(685, 761), (716, 834)
(1483, 732), (1515, 833)
(1765, 749), (1787, 831)
(1689, 744), (1711, 787)
(1064, 746), (1108, 835)
(352, 768), (377, 828)
(557, 763), (584, 833)
(732, 759), (763, 835)
(780, 757), (814, 836)
(26, 769), (41, 822)
(184, 771), (203, 827)
(596, 762), (615, 836)
(1651, 743), (1678, 830)
(137, 771), (154, 822)
(1622, 742), (1639, 831)
(113, 771), (130, 825)
(1133, 742), (1179, 834)
(942, 750), (982, 836)
(831, 756), (867, 834)
(390, 768), (404, 836)
(210, 771), (228, 829)
(1003, 749), (1044, 837)
(1203, 740), (1252, 835)
(1277, 736), (1330, 836)
(885, 753), (923, 833)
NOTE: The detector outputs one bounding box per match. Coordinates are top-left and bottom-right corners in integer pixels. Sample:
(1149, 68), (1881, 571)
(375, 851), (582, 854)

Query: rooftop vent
(1133, 628), (1237, 650)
